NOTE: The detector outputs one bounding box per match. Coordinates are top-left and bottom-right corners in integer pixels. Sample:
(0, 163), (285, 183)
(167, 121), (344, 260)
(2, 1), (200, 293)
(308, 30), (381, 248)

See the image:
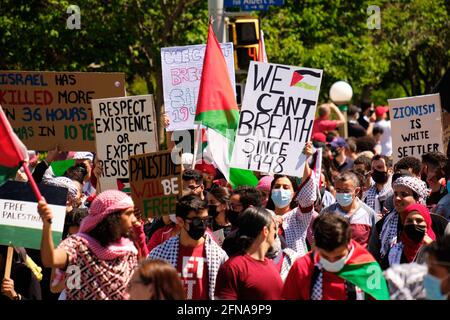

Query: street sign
(224, 0), (284, 11)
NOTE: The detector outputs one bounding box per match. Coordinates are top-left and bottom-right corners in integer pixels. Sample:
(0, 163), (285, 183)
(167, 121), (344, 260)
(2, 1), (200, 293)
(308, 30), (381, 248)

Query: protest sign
(0, 181), (67, 250)
(388, 93), (444, 162)
(92, 95), (158, 191)
(129, 150), (182, 219)
(231, 61), (322, 177)
(0, 71), (125, 151)
(161, 43), (236, 131)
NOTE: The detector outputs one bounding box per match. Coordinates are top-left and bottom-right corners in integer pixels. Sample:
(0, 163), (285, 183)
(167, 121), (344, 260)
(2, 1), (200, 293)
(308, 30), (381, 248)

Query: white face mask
(320, 254), (347, 273)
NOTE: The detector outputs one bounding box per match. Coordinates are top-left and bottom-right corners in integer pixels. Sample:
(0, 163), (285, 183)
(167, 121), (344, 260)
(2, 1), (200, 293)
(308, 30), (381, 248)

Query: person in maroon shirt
(215, 207), (284, 300)
(312, 103), (346, 136)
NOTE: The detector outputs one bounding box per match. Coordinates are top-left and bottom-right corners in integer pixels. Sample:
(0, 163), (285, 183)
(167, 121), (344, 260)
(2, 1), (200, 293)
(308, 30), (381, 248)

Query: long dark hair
(132, 259), (185, 300)
(236, 207), (273, 252)
(88, 211), (123, 247)
(265, 175), (299, 210)
(208, 186), (230, 205)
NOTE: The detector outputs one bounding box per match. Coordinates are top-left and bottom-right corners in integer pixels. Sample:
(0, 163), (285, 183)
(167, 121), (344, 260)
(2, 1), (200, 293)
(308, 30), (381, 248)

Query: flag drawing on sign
(290, 69), (321, 91)
(117, 178), (131, 194)
(0, 106), (28, 187)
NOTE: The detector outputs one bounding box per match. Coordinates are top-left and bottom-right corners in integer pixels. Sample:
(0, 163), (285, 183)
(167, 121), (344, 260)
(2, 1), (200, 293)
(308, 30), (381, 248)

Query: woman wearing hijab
(38, 190), (139, 300)
(370, 176), (439, 266)
(381, 204), (435, 269)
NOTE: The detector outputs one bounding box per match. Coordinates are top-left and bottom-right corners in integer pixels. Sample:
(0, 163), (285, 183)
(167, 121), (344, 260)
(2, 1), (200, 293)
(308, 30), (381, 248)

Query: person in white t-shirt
(374, 106), (392, 156)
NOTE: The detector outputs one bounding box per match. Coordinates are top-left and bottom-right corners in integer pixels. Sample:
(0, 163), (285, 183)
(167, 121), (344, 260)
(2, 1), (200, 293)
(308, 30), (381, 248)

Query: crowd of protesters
(1, 102), (449, 301)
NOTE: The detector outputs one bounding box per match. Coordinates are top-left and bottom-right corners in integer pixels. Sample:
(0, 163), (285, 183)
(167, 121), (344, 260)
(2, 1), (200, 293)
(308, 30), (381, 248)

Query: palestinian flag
(0, 106), (28, 187)
(195, 22), (258, 188)
(336, 241), (390, 300)
(290, 69), (321, 91)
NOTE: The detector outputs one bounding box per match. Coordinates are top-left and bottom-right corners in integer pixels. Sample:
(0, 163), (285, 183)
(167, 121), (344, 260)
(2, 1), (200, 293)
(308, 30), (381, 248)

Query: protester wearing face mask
(320, 171), (376, 248)
(267, 142), (319, 256)
(424, 234), (450, 300)
(207, 186), (232, 243)
(148, 195), (228, 300)
(283, 214), (389, 300)
(215, 207), (283, 300)
(370, 175), (449, 265)
(221, 187), (262, 257)
(421, 152), (448, 207)
(364, 155), (394, 221)
(381, 204), (435, 269)
(328, 137), (354, 173)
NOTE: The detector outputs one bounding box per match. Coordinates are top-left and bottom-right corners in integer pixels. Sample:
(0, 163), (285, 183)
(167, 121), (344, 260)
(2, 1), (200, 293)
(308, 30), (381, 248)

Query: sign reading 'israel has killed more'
(231, 61), (322, 177)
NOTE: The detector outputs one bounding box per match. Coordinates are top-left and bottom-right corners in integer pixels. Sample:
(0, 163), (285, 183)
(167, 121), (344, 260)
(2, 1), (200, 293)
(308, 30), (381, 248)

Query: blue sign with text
(224, 0), (284, 11)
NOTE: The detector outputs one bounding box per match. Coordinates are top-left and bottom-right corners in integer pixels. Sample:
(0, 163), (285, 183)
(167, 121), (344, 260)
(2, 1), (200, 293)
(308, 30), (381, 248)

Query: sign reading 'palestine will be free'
(0, 71), (125, 151)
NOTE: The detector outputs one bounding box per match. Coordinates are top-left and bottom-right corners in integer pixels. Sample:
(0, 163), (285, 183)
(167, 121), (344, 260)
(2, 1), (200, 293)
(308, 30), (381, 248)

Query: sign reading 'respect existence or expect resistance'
(388, 93), (444, 162)
(0, 181), (67, 250)
(161, 43), (236, 131)
(0, 71), (125, 151)
(129, 150), (182, 219)
(231, 61), (323, 177)
(91, 95), (158, 191)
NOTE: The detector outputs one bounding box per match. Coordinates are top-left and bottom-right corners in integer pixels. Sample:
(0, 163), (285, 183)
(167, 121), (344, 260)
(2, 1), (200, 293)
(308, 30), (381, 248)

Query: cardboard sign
(231, 61), (322, 177)
(388, 93), (444, 162)
(0, 71), (125, 151)
(129, 150), (182, 218)
(0, 181), (67, 250)
(91, 95), (158, 191)
(161, 43), (236, 131)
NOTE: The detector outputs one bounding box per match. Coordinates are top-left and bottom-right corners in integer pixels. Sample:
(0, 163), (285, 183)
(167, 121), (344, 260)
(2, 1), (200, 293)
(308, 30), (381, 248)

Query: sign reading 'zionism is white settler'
(161, 43), (236, 131)
(388, 93), (444, 163)
(0, 181), (67, 250)
(91, 95), (159, 192)
(231, 61), (323, 177)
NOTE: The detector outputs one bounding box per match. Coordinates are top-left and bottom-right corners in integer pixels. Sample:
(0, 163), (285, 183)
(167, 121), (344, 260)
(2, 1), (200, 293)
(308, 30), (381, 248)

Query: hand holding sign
(37, 199), (53, 224)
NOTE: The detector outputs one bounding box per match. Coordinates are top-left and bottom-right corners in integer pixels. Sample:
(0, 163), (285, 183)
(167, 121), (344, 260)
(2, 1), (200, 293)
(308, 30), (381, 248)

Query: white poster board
(161, 43), (236, 131)
(231, 61), (323, 177)
(388, 93), (444, 162)
(92, 95), (158, 191)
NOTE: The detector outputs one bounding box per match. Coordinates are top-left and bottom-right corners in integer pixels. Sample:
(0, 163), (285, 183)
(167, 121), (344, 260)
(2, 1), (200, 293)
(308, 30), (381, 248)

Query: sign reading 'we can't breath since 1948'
(231, 61), (322, 178)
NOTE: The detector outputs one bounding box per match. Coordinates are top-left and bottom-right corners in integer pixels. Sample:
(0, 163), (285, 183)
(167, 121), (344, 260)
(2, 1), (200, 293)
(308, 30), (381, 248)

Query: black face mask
(226, 209), (240, 226)
(185, 218), (207, 241)
(208, 205), (219, 218)
(372, 170), (389, 184)
(404, 224), (426, 243)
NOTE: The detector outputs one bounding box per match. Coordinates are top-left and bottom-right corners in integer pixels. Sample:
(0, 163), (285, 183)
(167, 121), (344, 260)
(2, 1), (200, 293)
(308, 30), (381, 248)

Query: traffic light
(228, 17), (260, 71)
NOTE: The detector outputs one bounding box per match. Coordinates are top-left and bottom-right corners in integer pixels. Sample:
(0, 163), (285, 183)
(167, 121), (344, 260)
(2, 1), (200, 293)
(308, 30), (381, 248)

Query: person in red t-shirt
(148, 195), (228, 300)
(283, 214), (374, 300)
(215, 207), (284, 300)
(312, 102), (346, 136)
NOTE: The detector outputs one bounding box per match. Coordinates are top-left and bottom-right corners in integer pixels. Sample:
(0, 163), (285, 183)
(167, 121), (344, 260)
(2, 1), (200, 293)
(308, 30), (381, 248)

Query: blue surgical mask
(335, 192), (353, 207)
(424, 274), (448, 300)
(271, 189), (292, 209)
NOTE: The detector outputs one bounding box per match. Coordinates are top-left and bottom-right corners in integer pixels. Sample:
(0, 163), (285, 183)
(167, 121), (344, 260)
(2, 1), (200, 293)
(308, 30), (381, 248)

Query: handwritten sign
(91, 95), (158, 191)
(231, 61), (322, 177)
(0, 71), (125, 151)
(0, 181), (67, 250)
(388, 93), (444, 162)
(161, 43), (236, 131)
(129, 150), (182, 219)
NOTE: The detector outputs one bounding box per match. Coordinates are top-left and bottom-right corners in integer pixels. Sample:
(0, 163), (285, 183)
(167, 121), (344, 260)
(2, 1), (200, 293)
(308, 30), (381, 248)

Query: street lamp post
(330, 81), (353, 139)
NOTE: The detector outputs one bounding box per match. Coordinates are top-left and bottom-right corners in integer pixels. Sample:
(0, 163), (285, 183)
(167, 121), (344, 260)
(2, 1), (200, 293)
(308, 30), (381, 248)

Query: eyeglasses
(187, 185), (201, 191)
(184, 216), (212, 226)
